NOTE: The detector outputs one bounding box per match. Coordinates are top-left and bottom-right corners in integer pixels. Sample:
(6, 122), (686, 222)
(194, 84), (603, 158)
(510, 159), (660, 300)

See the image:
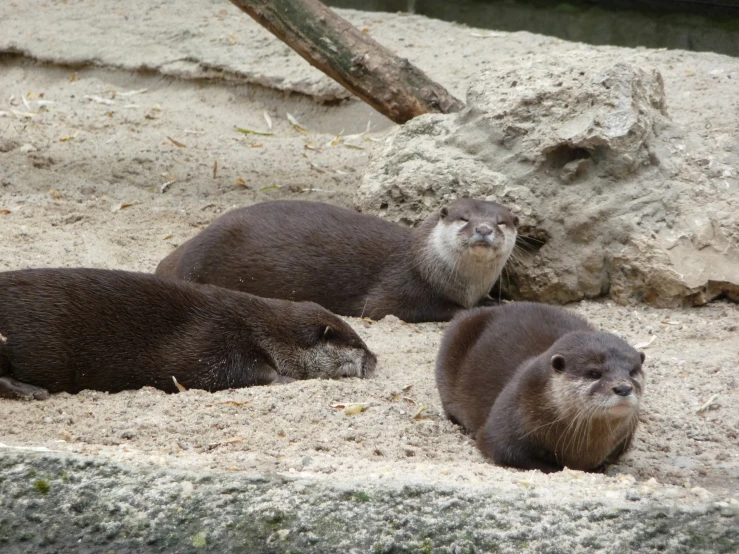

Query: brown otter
(436, 302), (645, 473)
(155, 199), (518, 323)
(0, 268), (376, 400)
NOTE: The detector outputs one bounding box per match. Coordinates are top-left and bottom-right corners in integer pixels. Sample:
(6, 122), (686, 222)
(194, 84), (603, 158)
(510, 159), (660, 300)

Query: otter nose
(612, 384), (633, 397)
(475, 225), (493, 237)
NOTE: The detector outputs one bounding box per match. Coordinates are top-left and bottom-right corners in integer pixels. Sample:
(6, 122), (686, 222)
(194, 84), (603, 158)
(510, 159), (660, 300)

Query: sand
(0, 7), (737, 506)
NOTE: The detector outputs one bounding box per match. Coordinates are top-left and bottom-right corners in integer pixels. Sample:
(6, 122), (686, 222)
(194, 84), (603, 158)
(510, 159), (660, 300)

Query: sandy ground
(0, 16), (738, 506)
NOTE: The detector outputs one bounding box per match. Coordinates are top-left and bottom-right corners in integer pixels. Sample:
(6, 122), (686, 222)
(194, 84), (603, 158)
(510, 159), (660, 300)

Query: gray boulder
(356, 52), (739, 306)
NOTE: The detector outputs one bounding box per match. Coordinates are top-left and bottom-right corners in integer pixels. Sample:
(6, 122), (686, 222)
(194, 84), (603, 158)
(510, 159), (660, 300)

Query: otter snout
(475, 225), (493, 237)
(612, 383), (633, 396)
(362, 351), (378, 377)
(470, 224), (498, 248)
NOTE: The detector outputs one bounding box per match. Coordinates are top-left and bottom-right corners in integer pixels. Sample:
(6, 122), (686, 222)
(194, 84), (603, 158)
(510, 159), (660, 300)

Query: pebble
(58, 429), (73, 441)
(181, 481), (194, 496)
(690, 486), (713, 501)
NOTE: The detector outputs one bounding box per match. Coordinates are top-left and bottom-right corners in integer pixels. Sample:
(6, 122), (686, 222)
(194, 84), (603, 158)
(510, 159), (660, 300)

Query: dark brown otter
(436, 302), (645, 473)
(0, 268), (376, 400)
(155, 199), (518, 323)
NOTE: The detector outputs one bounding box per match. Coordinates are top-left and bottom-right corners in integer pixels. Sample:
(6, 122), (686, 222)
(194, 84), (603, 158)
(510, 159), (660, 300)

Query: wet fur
(0, 268), (376, 400)
(156, 199), (518, 323)
(436, 302), (645, 473)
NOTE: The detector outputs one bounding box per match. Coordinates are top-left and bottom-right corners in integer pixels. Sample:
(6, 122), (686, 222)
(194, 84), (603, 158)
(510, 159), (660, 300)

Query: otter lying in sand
(0, 268), (376, 400)
(436, 302), (645, 473)
(155, 199), (518, 323)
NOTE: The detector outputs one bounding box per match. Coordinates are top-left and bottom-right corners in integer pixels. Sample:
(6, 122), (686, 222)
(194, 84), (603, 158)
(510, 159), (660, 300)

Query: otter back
(0, 268), (376, 399)
(436, 302), (645, 473)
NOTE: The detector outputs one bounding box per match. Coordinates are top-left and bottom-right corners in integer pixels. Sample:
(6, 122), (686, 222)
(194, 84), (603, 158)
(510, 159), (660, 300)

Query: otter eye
(459, 216), (469, 222)
(629, 368), (640, 378)
(322, 326), (333, 341)
(589, 371), (602, 380)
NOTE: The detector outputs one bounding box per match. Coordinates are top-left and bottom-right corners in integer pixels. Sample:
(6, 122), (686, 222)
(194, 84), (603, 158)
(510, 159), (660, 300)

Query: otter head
(547, 331), (645, 418)
(435, 199), (519, 258)
(269, 301), (377, 381)
(424, 199), (519, 307)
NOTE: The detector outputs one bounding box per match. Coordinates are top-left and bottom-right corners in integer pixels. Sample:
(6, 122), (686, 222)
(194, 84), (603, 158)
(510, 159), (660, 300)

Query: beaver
(155, 199), (518, 323)
(0, 268), (376, 400)
(435, 302), (645, 473)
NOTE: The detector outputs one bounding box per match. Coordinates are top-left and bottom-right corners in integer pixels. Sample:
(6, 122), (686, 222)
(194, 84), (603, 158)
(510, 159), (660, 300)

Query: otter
(0, 268), (376, 400)
(436, 302), (645, 473)
(155, 199), (518, 323)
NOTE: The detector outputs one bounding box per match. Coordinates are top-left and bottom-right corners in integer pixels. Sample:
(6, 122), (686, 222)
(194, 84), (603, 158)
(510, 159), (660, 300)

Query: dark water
(326, 0), (739, 58)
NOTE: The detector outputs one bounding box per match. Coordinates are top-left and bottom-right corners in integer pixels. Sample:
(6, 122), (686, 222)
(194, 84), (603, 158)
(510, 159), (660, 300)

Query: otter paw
(271, 375), (297, 385)
(476, 295), (498, 307)
(0, 377), (50, 400)
(31, 388), (50, 400)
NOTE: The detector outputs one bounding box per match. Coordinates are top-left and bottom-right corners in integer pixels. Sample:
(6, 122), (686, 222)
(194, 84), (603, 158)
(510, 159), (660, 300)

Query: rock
(2, 450), (736, 553)
(58, 429), (73, 442)
(356, 53), (739, 307)
(0, 137), (20, 153)
(692, 486), (713, 501)
(181, 481), (194, 496)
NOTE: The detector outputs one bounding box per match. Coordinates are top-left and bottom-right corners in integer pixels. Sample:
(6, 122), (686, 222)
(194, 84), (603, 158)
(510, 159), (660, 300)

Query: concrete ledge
(1, 450), (736, 553)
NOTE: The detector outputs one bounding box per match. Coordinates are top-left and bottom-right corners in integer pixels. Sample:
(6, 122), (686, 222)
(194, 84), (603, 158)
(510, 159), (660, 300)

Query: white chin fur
(602, 395), (639, 415)
(338, 360), (364, 378)
(424, 221), (516, 308)
(430, 221), (467, 266)
(468, 244), (497, 262)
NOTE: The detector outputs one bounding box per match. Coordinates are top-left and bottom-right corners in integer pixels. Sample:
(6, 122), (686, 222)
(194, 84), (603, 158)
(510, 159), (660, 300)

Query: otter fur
(155, 199), (518, 323)
(0, 268), (376, 400)
(436, 302), (645, 473)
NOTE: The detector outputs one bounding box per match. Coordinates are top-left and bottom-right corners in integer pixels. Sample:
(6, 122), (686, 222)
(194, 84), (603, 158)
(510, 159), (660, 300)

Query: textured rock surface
(0, 0), (541, 104)
(1, 450), (737, 553)
(357, 52), (739, 307)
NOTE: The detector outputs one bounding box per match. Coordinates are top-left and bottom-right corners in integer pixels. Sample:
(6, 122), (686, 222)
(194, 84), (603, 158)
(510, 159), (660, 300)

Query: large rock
(356, 52), (739, 307)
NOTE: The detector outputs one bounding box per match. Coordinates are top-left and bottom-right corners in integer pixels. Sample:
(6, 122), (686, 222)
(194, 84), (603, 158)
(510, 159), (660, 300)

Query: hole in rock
(545, 145), (592, 170)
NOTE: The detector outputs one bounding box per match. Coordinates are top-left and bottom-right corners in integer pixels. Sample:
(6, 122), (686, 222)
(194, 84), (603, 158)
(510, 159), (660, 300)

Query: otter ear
(512, 215), (520, 227)
(440, 206), (448, 219)
(551, 354), (566, 372)
(639, 352), (646, 364)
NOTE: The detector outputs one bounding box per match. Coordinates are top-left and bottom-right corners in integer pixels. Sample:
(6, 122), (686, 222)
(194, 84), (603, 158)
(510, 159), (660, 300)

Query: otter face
(549, 331), (645, 417)
(435, 200), (519, 261)
(271, 302), (377, 380)
(424, 199), (519, 307)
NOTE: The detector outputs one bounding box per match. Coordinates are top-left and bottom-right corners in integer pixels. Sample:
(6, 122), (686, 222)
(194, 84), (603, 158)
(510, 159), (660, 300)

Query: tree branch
(229, 0), (465, 123)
